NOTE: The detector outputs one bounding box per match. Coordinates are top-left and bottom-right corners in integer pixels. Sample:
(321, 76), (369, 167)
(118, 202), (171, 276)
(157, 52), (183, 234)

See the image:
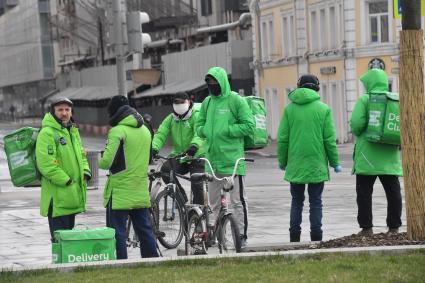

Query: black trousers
(356, 175), (402, 229)
(47, 202), (76, 242)
(161, 159), (205, 205)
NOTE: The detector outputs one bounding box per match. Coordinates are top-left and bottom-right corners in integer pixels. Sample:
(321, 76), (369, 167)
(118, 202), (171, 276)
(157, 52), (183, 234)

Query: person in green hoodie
(36, 97), (91, 242)
(350, 68), (403, 236)
(152, 92), (205, 204)
(197, 66), (255, 247)
(277, 74), (341, 242)
(99, 95), (158, 259)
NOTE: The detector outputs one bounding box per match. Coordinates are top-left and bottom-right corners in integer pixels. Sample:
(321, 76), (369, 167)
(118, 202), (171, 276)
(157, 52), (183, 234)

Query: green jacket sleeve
(77, 133), (91, 177)
(152, 115), (172, 151)
(228, 95), (255, 138)
(36, 129), (71, 186)
(323, 109), (340, 167)
(189, 110), (204, 148)
(99, 127), (122, 170)
(277, 109), (289, 168)
(196, 98), (208, 138)
(350, 95), (368, 137)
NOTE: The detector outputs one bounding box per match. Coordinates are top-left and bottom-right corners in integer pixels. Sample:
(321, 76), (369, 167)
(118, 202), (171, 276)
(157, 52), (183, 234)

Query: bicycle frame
(186, 157), (254, 254)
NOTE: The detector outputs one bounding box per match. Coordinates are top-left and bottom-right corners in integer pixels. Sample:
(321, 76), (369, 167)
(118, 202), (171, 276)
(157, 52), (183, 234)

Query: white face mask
(173, 103), (189, 115)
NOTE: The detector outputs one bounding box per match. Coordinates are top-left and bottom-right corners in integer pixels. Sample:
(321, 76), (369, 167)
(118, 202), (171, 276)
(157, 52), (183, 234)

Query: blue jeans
(289, 182), (324, 235)
(106, 201), (159, 259)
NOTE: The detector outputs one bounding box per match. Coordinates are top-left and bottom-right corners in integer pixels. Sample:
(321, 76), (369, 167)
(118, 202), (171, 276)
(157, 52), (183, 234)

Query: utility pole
(399, 0), (425, 240)
(112, 0), (128, 97)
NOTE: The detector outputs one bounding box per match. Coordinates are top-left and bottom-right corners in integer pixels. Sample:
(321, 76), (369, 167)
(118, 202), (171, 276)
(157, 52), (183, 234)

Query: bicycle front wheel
(153, 189), (184, 249)
(218, 214), (241, 254)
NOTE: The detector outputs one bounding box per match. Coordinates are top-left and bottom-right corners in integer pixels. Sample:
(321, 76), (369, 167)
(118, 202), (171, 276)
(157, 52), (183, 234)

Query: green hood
(289, 88), (320, 104)
(360, 68), (389, 93)
(207, 67), (231, 98)
(117, 114), (140, 128)
(42, 113), (68, 130)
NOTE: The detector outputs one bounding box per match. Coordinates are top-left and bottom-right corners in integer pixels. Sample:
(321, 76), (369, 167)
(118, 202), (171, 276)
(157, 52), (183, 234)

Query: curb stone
(2, 245), (424, 273)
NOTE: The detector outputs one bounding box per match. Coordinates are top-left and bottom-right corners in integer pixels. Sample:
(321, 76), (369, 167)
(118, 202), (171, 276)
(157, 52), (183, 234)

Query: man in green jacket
(36, 97), (91, 242)
(99, 95), (158, 259)
(350, 68), (402, 236)
(197, 66), (255, 247)
(277, 74), (341, 242)
(152, 92), (205, 204)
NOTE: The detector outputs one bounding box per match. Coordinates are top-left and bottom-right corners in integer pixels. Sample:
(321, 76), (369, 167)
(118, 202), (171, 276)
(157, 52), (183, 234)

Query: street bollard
(86, 151), (100, 190)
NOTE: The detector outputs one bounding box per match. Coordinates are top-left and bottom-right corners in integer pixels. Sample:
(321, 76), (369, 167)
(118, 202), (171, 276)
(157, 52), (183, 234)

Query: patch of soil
(317, 232), (425, 249)
(265, 233), (425, 252)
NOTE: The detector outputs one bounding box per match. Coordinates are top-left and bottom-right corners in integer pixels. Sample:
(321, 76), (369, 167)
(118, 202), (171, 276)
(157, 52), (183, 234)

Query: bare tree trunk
(399, 29), (425, 240)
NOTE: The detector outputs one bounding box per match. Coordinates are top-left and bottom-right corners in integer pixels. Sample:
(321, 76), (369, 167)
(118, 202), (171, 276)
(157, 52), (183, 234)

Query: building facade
(251, 0), (402, 142)
(0, 0), (56, 119)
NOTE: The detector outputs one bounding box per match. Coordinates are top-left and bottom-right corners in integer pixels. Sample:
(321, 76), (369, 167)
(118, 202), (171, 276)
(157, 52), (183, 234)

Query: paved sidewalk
(0, 123), (406, 270)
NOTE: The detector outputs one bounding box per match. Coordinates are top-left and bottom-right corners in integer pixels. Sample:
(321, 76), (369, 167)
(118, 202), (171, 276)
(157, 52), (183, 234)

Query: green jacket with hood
(152, 103), (205, 158)
(36, 113), (91, 217)
(196, 67), (255, 175)
(350, 69), (402, 176)
(277, 88), (340, 184)
(99, 106), (152, 209)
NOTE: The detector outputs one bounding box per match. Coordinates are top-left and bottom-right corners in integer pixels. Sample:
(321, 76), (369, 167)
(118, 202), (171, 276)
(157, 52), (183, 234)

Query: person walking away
(152, 92), (206, 204)
(99, 95), (159, 259)
(196, 66), (255, 247)
(350, 68), (403, 236)
(36, 97), (91, 242)
(277, 74), (341, 242)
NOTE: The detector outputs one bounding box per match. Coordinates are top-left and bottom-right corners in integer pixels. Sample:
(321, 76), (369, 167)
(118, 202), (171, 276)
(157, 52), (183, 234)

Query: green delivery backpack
(204, 94), (269, 150)
(242, 96), (269, 149)
(3, 127), (40, 187)
(365, 92), (400, 146)
(52, 226), (116, 264)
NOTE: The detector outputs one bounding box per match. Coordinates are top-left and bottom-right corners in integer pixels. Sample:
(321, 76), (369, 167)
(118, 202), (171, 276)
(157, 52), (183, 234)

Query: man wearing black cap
(99, 95), (158, 259)
(36, 97), (91, 242)
(152, 92), (205, 204)
(277, 74), (341, 242)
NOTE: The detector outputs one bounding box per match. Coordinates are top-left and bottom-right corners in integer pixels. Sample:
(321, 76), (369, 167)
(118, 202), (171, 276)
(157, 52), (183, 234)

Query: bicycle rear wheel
(153, 189), (184, 249)
(218, 214), (241, 254)
(185, 213), (207, 255)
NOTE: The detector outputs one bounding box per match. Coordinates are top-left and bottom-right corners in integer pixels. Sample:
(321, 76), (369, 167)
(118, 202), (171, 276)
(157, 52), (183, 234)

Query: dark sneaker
(388, 228), (399, 234)
(240, 235), (248, 248)
(358, 228), (373, 237)
(206, 225), (216, 247)
(290, 232), (301, 242)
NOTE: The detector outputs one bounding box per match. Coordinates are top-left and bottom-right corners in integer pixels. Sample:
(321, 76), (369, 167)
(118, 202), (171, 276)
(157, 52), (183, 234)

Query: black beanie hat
(297, 74), (320, 91)
(173, 92), (189, 103)
(107, 95), (129, 117)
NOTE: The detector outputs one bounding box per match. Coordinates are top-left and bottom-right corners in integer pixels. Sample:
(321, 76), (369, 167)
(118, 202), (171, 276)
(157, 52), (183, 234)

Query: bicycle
(127, 154), (191, 250)
(185, 157), (254, 255)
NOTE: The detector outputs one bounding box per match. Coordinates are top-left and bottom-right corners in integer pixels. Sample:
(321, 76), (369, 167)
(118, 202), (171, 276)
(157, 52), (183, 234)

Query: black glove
(152, 149), (159, 159)
(185, 145), (198, 157)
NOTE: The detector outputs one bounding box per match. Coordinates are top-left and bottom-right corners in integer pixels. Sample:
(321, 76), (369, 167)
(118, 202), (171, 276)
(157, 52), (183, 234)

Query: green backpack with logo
(365, 92), (400, 146)
(241, 96), (269, 150)
(4, 127), (41, 187)
(204, 94), (269, 150)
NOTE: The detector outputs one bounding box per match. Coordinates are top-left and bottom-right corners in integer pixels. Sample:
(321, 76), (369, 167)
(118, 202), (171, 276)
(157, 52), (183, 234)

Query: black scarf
(109, 105), (144, 127)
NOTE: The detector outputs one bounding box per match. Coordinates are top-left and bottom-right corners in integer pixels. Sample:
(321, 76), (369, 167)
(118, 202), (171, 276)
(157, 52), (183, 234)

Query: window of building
(281, 13), (295, 57)
(310, 10), (319, 50)
(329, 6), (337, 48)
(368, 1), (389, 43)
(319, 8), (328, 49)
(201, 0), (212, 16)
(260, 16), (274, 61)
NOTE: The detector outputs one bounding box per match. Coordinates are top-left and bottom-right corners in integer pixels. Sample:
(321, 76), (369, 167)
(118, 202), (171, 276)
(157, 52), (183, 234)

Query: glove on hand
(186, 145), (198, 157)
(334, 165), (342, 173)
(279, 164), (286, 171)
(152, 149), (159, 159)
